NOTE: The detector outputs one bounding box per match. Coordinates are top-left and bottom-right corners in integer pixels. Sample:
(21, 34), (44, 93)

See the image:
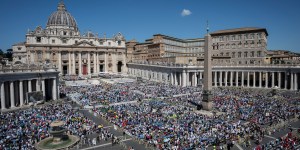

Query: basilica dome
(46, 1), (77, 29)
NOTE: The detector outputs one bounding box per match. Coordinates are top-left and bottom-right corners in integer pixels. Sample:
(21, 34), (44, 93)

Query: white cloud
(181, 9), (192, 17)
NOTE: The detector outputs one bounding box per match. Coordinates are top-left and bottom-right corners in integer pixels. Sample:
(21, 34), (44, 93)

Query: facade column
(28, 80), (32, 92)
(93, 52), (97, 74)
(278, 72), (281, 89)
(87, 52), (91, 75)
(272, 72), (275, 88)
(247, 72), (250, 87)
(214, 71), (218, 87)
(30, 51), (34, 63)
(252, 72), (256, 87)
(36, 79), (40, 91)
(224, 71), (228, 86)
(19, 80), (24, 106)
(235, 71), (239, 87)
(230, 71), (233, 86)
(182, 70), (186, 87)
(290, 73), (294, 90)
(72, 52), (76, 74)
(68, 52), (71, 75)
(52, 78), (57, 100)
(58, 51), (62, 74)
(265, 72), (268, 88)
(78, 52), (82, 76)
(105, 53), (108, 72)
(41, 79), (45, 98)
(199, 72), (203, 85)
(259, 72), (262, 88)
(284, 72), (288, 89)
(219, 71), (222, 86)
(1, 82), (5, 110)
(10, 81), (15, 108)
(294, 73), (298, 90)
(96, 52), (99, 73)
(241, 71), (244, 87)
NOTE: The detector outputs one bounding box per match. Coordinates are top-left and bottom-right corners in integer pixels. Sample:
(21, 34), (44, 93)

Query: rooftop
(210, 27), (268, 36)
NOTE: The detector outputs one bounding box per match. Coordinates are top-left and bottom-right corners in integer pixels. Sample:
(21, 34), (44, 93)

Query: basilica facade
(12, 1), (127, 76)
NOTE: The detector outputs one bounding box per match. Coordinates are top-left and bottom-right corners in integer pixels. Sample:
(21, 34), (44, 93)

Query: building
(12, 1), (127, 76)
(210, 27), (268, 65)
(127, 34), (204, 63)
(0, 64), (59, 111)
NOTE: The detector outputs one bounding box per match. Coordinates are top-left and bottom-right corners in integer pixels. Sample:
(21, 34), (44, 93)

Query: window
(251, 41), (255, 48)
(17, 47), (21, 50)
(244, 52), (248, 57)
(75, 40), (78, 44)
(257, 51), (261, 57)
(219, 36), (223, 41)
(244, 41), (248, 48)
(52, 39), (55, 43)
(238, 34), (242, 40)
(118, 41), (121, 46)
(238, 42), (242, 48)
(19, 56), (21, 60)
(250, 33), (254, 39)
(62, 39), (67, 44)
(90, 41), (93, 45)
(258, 33), (262, 39)
(257, 40), (261, 47)
(244, 34), (248, 39)
(36, 37), (41, 43)
(232, 35), (235, 40)
(108, 42), (111, 46)
(232, 44), (236, 49)
(232, 52), (235, 58)
(238, 52), (242, 58)
(250, 51), (254, 57)
(100, 41), (103, 45)
(63, 31), (67, 35)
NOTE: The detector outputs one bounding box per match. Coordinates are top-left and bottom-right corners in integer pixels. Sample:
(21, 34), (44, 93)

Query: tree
(5, 49), (13, 61)
(0, 49), (3, 56)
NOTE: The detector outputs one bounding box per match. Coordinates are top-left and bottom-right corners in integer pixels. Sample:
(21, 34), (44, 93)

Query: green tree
(5, 49), (13, 61)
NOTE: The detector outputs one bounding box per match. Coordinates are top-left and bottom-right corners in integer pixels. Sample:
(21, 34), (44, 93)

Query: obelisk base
(202, 90), (213, 111)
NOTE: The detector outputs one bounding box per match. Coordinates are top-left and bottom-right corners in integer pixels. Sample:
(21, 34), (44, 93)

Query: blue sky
(0, 0), (299, 52)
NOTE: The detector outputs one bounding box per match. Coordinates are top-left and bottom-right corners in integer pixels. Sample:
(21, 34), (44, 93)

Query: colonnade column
(294, 73), (298, 90)
(253, 72), (256, 87)
(230, 71), (233, 86)
(278, 72), (281, 88)
(179, 72), (182, 86)
(224, 71), (228, 86)
(186, 72), (189, 86)
(199, 72), (202, 85)
(171, 72), (174, 85)
(52, 78), (57, 100)
(284, 73), (288, 89)
(10, 81), (15, 108)
(214, 71), (217, 87)
(28, 80), (32, 92)
(241, 71), (244, 87)
(265, 72), (268, 88)
(235, 71), (239, 87)
(1, 82), (5, 110)
(271, 72), (275, 88)
(58, 51), (62, 73)
(247, 72), (250, 87)
(194, 72), (197, 86)
(290, 73), (294, 90)
(19, 80), (24, 106)
(105, 53), (108, 72)
(182, 70), (186, 87)
(78, 52), (82, 76)
(175, 73), (178, 85)
(41, 79), (45, 98)
(219, 71), (222, 86)
(87, 52), (91, 75)
(259, 72), (262, 88)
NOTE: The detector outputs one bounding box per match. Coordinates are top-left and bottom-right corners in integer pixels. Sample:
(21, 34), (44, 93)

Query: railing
(0, 64), (58, 73)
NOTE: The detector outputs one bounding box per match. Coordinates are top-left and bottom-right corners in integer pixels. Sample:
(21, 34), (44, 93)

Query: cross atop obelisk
(202, 20), (213, 111)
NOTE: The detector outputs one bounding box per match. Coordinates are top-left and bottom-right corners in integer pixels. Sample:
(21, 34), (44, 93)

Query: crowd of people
(60, 78), (300, 149)
(0, 102), (115, 150)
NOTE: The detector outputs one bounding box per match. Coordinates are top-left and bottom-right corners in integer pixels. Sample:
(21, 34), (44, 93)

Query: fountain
(36, 120), (79, 150)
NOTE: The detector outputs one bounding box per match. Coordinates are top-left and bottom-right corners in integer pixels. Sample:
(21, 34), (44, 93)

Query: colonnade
(0, 77), (58, 111)
(128, 66), (299, 91)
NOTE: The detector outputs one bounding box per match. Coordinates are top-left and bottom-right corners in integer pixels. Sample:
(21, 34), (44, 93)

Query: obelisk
(202, 27), (213, 111)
